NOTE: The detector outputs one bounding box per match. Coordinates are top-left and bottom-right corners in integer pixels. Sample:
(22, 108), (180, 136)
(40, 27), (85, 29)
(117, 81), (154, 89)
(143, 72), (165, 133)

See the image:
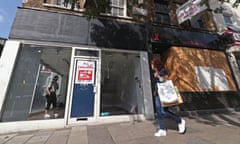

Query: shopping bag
(162, 86), (184, 107)
(157, 80), (178, 103)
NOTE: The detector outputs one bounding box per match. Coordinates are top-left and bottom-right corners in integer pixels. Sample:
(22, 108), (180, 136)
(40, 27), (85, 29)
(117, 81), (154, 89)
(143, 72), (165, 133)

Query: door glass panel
(100, 51), (144, 116)
(70, 59), (96, 118)
(75, 49), (99, 57)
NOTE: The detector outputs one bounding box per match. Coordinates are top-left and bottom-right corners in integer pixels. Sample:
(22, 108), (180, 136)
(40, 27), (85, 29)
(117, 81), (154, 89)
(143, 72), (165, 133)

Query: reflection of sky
(0, 1), (22, 38)
(179, 29), (217, 44)
(152, 26), (219, 48)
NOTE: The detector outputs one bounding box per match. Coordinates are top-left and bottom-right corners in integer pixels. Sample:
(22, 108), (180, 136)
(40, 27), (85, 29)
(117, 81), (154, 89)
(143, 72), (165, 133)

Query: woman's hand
(154, 71), (160, 78)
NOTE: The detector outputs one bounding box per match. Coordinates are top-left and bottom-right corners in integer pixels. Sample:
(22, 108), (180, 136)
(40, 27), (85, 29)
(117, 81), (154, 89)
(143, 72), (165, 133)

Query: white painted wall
(0, 40), (20, 113)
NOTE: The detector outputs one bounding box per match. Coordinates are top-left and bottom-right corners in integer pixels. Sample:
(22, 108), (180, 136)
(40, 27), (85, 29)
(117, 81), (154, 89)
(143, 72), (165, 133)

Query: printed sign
(224, 29), (240, 46)
(75, 60), (95, 84)
(233, 33), (240, 41)
(176, 0), (207, 24)
(78, 70), (93, 81)
(132, 7), (148, 16)
(157, 80), (178, 103)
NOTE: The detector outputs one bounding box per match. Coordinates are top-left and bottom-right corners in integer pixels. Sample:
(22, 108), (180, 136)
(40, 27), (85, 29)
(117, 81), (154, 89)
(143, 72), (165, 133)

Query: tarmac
(0, 111), (239, 144)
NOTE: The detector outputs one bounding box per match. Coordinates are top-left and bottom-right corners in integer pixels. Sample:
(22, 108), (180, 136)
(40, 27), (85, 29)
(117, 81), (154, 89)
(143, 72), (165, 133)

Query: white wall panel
(0, 40), (20, 112)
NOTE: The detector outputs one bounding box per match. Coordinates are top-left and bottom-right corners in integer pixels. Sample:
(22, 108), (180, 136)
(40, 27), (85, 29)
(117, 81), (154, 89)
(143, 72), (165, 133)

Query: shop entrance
(67, 48), (100, 124)
(67, 48), (146, 125)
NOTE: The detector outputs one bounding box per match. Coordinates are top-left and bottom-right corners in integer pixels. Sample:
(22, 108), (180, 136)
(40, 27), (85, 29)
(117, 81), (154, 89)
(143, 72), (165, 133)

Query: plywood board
(162, 47), (236, 92)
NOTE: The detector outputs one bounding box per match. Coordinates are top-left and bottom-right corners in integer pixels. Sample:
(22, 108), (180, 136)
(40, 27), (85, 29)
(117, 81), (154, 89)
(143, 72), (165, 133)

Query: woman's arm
(46, 87), (51, 95)
(154, 71), (160, 78)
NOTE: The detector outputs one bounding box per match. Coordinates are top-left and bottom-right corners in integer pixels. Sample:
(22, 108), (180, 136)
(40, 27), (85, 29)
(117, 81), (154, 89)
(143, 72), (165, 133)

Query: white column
(140, 51), (154, 120)
(0, 40), (20, 112)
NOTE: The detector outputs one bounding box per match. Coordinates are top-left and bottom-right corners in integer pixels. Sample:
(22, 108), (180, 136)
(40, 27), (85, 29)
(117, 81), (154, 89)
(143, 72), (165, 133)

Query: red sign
(78, 70), (93, 81)
(75, 60), (95, 84)
(225, 30), (240, 41)
(154, 33), (159, 41)
(225, 30), (240, 46)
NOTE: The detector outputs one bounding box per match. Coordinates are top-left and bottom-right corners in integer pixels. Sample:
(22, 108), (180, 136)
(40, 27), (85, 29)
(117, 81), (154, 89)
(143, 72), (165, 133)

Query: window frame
(154, 0), (171, 24)
(42, 0), (84, 11)
(106, 0), (127, 17)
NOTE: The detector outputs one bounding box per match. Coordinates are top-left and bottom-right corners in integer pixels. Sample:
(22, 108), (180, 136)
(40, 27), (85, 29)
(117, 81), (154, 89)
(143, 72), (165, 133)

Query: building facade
(1, 0), (240, 133)
(211, 0), (240, 91)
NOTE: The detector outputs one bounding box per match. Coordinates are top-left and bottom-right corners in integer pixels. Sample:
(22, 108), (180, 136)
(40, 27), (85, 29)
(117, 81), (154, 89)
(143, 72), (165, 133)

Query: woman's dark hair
(151, 58), (164, 71)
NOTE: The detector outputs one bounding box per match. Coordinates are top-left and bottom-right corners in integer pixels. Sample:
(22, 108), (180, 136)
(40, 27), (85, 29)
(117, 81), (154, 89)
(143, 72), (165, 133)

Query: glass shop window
(192, 19), (204, 29)
(0, 44), (71, 122)
(106, 0), (127, 17)
(100, 51), (144, 116)
(154, 0), (170, 24)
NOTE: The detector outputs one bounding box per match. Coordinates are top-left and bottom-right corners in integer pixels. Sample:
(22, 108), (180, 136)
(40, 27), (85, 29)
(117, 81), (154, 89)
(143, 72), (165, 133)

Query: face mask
(159, 77), (164, 82)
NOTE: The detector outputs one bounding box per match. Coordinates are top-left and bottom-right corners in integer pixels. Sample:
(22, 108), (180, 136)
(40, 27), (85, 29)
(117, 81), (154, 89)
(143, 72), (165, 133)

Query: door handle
(93, 86), (97, 93)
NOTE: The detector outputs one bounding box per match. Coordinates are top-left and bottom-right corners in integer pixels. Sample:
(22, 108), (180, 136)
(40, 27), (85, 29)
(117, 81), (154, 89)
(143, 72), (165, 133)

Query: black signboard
(151, 25), (228, 50)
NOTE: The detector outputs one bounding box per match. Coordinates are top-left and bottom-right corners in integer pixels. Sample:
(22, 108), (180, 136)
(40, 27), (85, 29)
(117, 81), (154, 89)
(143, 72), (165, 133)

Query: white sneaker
(44, 114), (50, 118)
(154, 129), (167, 137)
(178, 119), (186, 134)
(54, 113), (59, 118)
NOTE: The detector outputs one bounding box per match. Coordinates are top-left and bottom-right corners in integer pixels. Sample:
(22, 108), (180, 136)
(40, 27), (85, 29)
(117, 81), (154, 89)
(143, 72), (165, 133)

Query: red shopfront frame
(225, 30), (240, 46)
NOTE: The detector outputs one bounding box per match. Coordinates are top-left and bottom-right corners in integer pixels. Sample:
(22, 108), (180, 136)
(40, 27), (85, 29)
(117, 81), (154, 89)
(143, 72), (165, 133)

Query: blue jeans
(154, 96), (181, 130)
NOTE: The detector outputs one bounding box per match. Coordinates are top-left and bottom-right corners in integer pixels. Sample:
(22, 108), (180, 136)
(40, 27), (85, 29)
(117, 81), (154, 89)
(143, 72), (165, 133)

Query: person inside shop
(151, 58), (186, 137)
(44, 75), (59, 118)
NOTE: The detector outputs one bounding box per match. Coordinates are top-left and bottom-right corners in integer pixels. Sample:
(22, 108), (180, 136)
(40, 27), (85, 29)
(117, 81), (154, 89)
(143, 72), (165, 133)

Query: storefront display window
(100, 51), (144, 116)
(0, 44), (71, 122)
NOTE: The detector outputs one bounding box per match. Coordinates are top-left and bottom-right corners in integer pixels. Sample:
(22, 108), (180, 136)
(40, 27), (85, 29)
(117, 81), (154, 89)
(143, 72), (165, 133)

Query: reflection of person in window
(44, 75), (59, 118)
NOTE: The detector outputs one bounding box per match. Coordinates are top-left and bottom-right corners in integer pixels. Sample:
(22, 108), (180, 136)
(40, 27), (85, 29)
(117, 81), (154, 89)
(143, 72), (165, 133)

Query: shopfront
(67, 47), (148, 125)
(0, 40), (153, 133)
(150, 25), (240, 111)
(4, 6), (240, 133)
(225, 29), (240, 90)
(0, 7), (156, 133)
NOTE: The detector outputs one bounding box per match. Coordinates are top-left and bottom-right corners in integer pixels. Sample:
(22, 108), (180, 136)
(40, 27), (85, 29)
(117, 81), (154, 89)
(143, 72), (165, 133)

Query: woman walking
(151, 58), (186, 137)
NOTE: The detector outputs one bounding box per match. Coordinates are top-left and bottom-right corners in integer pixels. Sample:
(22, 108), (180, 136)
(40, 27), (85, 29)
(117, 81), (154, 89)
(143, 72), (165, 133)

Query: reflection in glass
(0, 44), (71, 122)
(100, 51), (144, 116)
(29, 64), (62, 119)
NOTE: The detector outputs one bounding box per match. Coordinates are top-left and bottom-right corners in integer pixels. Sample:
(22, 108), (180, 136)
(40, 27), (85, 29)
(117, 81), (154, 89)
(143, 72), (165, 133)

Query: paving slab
(0, 112), (239, 144)
(88, 125), (115, 144)
(67, 126), (88, 144)
(5, 135), (32, 144)
(0, 134), (17, 144)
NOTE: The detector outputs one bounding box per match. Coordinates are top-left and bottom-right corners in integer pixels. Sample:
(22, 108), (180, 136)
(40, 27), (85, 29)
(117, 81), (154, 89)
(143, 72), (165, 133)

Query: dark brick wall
(180, 91), (240, 111)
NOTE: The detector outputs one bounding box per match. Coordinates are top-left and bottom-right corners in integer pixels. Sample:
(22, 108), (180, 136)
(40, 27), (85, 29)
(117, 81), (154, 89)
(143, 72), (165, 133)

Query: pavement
(0, 112), (240, 144)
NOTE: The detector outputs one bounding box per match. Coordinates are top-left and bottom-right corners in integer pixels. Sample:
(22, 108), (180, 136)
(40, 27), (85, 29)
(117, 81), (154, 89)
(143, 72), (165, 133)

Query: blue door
(70, 59), (97, 119)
